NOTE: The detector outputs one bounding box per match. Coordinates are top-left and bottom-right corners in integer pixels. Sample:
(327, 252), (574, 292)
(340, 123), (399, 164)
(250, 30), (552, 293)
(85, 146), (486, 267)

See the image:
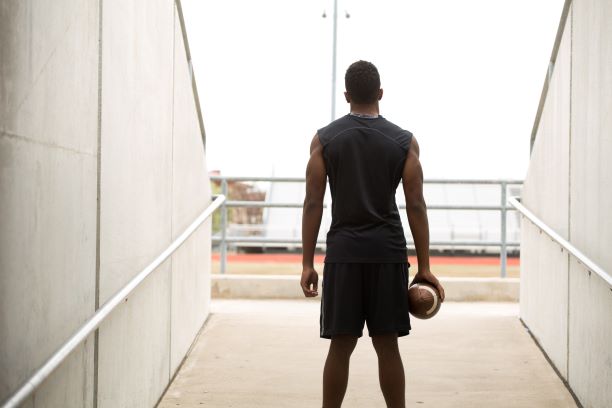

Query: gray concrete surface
(212, 274), (519, 302)
(520, 222), (570, 378)
(0, 1), (212, 406)
(522, 1), (612, 406)
(568, 258), (612, 408)
(97, 0), (175, 406)
(0, 1), (99, 406)
(169, 9), (213, 375)
(567, 2), (612, 404)
(520, 12), (571, 371)
(159, 299), (577, 408)
(570, 0), (612, 291)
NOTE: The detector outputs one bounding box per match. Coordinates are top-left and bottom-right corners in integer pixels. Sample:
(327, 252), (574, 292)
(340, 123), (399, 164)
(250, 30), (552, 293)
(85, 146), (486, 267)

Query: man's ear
(378, 88), (383, 101)
(344, 91), (351, 103)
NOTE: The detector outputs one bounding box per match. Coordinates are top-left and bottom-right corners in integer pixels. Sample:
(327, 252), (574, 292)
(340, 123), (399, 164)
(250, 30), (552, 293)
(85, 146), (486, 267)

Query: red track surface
(211, 253), (519, 266)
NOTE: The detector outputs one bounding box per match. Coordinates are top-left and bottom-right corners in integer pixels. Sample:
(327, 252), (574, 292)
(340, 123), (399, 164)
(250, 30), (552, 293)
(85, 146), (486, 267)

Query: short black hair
(344, 60), (381, 104)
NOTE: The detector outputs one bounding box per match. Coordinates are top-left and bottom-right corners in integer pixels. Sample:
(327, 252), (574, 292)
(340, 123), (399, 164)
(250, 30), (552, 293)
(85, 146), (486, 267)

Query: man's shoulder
(376, 117), (413, 151)
(317, 115), (353, 146)
(378, 116), (411, 134)
(317, 115), (413, 150)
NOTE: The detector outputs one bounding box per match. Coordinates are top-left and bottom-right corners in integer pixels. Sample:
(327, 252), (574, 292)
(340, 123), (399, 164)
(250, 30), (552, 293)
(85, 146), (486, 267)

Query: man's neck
(349, 103), (379, 117)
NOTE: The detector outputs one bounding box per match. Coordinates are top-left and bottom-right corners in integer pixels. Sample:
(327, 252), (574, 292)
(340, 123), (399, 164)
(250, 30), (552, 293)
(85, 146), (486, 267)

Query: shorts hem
(324, 258), (409, 264)
(368, 327), (411, 338)
(320, 331), (364, 340)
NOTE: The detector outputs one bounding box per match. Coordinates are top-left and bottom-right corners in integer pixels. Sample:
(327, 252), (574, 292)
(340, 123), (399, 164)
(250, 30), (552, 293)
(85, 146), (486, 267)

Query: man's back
(318, 114), (412, 263)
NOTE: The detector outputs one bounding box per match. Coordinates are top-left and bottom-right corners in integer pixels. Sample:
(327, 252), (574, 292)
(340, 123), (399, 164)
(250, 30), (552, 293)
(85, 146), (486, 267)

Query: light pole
(331, 0), (338, 121)
(324, 0), (350, 122)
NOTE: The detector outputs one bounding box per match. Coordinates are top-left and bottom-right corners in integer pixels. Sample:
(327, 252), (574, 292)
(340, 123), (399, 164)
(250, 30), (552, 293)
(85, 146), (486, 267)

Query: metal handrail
(1, 195), (226, 408)
(224, 200), (511, 211)
(211, 175), (523, 184)
(508, 196), (612, 287)
(225, 201), (328, 209)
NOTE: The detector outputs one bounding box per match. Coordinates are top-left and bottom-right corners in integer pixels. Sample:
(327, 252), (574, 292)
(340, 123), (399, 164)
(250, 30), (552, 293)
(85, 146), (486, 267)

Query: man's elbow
(405, 196), (427, 213)
(303, 196), (324, 211)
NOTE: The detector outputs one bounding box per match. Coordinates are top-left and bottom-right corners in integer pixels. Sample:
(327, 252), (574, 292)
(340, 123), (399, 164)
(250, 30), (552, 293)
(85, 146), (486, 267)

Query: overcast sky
(183, 0), (564, 180)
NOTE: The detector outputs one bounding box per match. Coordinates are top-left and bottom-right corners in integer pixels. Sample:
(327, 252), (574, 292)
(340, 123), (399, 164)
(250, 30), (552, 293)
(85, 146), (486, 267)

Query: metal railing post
(500, 182), (508, 278)
(220, 179), (228, 274)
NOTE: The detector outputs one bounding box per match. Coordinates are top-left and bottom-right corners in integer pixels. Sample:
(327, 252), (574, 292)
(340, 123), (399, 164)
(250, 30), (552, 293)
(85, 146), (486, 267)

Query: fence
(210, 176), (522, 277)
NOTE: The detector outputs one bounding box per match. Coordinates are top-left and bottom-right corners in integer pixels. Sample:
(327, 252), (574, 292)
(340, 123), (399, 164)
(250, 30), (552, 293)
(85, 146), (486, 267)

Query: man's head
(344, 60), (383, 105)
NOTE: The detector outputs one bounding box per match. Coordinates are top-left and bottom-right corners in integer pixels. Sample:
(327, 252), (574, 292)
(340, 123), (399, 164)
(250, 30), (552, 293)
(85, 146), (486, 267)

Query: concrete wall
(169, 11), (212, 374)
(567, 0), (612, 405)
(521, 1), (612, 406)
(0, 1), (99, 406)
(0, 1), (212, 407)
(521, 4), (572, 379)
(97, 1), (175, 406)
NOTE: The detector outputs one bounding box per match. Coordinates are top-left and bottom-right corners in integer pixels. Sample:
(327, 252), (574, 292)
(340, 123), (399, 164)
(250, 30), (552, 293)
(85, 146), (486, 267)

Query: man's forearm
(302, 200), (324, 267)
(406, 202), (430, 271)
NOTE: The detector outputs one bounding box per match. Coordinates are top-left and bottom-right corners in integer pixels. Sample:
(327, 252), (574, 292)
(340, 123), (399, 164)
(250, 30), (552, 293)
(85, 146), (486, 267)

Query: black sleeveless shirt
(317, 114), (413, 263)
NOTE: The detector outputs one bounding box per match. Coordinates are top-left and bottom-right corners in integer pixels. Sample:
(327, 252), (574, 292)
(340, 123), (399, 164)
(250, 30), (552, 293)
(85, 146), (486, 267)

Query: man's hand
(410, 269), (445, 302)
(300, 266), (319, 297)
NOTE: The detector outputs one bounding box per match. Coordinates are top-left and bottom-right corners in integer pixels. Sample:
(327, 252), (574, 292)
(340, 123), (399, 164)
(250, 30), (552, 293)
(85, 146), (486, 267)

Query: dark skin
(301, 89), (445, 408)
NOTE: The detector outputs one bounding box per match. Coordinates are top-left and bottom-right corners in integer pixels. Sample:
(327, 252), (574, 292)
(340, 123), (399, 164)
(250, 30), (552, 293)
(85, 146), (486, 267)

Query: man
(300, 60), (445, 408)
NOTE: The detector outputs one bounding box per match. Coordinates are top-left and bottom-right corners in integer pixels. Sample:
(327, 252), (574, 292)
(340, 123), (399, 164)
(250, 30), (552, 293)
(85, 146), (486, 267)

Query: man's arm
(300, 134), (327, 297)
(402, 136), (445, 301)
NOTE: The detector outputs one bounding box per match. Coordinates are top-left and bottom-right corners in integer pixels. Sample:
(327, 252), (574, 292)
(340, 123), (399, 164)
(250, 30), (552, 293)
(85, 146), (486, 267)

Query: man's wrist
(417, 264), (430, 272)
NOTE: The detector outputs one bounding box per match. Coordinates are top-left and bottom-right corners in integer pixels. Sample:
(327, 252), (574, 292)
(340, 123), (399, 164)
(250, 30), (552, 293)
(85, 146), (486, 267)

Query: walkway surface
(158, 300), (577, 408)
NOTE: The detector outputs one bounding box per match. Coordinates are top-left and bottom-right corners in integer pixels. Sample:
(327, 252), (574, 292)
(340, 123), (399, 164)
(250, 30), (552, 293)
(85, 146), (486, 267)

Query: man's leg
(371, 333), (405, 408)
(322, 335), (358, 408)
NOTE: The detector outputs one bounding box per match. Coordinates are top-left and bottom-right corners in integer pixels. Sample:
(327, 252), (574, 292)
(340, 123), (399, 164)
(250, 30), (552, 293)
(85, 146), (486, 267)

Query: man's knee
(329, 335), (358, 356)
(371, 333), (399, 355)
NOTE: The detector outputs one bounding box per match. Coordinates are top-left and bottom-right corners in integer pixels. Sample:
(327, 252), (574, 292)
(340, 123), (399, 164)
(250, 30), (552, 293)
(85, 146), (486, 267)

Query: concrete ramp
(159, 300), (576, 407)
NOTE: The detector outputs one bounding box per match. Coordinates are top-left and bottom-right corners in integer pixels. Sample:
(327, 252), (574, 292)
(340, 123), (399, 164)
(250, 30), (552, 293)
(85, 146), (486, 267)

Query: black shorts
(319, 263), (411, 339)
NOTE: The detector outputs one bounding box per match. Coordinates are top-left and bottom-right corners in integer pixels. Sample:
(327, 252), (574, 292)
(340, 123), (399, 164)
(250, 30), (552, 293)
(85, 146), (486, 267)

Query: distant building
(210, 171), (266, 229)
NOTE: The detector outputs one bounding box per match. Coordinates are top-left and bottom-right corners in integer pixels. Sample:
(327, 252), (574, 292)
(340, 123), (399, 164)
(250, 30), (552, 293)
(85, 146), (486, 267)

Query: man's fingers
(308, 281), (318, 296)
(428, 279), (445, 302)
(300, 282), (311, 297)
(437, 284), (445, 302)
(302, 288), (316, 297)
(308, 272), (318, 295)
(300, 282), (318, 297)
(300, 270), (319, 297)
(411, 274), (445, 302)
